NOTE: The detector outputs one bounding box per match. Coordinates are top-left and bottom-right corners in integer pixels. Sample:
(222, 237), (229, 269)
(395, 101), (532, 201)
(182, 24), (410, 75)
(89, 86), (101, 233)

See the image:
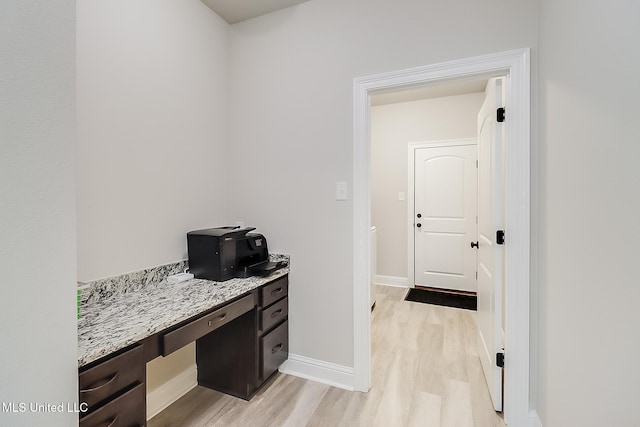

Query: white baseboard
(146, 365), (198, 420)
(375, 275), (410, 287)
(279, 353), (354, 391)
(530, 410), (543, 427)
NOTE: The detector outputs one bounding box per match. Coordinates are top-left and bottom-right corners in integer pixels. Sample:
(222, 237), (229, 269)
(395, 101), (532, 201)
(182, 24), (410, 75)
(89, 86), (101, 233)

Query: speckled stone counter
(78, 254), (289, 367)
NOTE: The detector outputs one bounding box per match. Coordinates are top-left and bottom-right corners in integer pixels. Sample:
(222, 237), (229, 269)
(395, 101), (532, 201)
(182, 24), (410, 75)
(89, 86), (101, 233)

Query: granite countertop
(78, 254), (289, 367)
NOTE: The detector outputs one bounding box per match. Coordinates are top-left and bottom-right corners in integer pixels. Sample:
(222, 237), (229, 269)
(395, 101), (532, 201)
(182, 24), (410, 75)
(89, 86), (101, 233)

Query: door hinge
(496, 230), (505, 245)
(475, 271), (478, 280)
(496, 351), (505, 368)
(476, 159), (478, 168)
(497, 107), (505, 123)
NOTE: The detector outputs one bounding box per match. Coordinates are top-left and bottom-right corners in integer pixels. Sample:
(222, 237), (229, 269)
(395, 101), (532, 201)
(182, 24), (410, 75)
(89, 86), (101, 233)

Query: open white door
(476, 77), (505, 411)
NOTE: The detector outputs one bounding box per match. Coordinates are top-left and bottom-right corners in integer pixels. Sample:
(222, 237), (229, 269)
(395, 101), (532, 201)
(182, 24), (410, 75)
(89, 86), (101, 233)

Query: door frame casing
(353, 48), (530, 426)
(407, 138), (477, 290)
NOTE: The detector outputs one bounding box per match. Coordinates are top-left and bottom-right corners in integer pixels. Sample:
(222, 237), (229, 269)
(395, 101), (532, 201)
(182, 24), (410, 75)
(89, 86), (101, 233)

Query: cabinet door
(79, 345), (144, 411)
(261, 276), (288, 307)
(79, 383), (146, 427)
(260, 320), (288, 382)
(260, 297), (288, 333)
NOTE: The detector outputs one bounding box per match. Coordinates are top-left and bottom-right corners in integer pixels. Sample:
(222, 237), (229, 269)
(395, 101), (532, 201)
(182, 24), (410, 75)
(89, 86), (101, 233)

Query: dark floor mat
(404, 288), (477, 311)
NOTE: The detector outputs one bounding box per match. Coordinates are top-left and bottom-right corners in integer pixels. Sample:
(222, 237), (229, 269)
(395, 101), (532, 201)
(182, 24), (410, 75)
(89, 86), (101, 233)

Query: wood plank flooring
(148, 285), (506, 427)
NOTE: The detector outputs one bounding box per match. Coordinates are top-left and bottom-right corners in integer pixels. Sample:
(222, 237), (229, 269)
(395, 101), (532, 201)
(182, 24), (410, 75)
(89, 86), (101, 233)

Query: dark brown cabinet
(261, 276), (288, 308)
(79, 274), (289, 426)
(260, 320), (288, 382)
(197, 275), (289, 399)
(196, 307), (257, 399)
(258, 276), (289, 384)
(79, 383), (146, 427)
(79, 345), (146, 427)
(260, 296), (288, 333)
(163, 293), (255, 356)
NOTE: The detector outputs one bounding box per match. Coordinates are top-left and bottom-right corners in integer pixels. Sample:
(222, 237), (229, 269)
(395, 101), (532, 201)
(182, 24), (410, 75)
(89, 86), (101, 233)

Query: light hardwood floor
(148, 285), (506, 427)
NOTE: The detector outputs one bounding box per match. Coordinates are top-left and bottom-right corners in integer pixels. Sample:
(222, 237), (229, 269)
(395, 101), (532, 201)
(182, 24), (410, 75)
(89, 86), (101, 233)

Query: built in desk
(77, 256), (289, 427)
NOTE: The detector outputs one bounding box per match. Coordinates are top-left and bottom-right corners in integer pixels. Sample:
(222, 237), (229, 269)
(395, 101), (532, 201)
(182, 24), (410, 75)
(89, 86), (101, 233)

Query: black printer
(187, 226), (284, 281)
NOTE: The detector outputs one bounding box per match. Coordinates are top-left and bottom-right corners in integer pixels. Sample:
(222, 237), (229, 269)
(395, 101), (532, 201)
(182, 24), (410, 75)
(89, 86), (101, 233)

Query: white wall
(77, 0), (231, 282)
(0, 1), (77, 426)
(228, 0), (537, 368)
(371, 93), (484, 280)
(537, 0), (640, 425)
(76, 0), (231, 400)
(17, 1), (639, 423)
(18, 2), (640, 423)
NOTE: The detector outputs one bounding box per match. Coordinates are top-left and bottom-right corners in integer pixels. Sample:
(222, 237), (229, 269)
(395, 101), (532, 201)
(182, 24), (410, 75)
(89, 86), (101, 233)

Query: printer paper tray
(248, 261), (287, 276)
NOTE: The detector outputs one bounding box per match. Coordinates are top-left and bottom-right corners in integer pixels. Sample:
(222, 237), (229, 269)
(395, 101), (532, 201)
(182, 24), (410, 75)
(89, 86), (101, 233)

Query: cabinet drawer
(261, 276), (288, 308)
(260, 296), (288, 333)
(163, 293), (254, 356)
(80, 382), (146, 427)
(79, 345), (144, 410)
(261, 320), (288, 381)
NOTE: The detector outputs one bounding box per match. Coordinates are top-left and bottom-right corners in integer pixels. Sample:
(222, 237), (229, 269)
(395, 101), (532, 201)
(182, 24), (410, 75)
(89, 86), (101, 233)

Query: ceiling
(201, 0), (311, 24)
(371, 78), (488, 106)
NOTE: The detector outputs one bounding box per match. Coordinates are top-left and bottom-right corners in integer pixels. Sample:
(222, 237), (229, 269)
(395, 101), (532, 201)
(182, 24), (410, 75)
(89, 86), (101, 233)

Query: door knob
(416, 223), (422, 228)
(470, 241), (479, 248)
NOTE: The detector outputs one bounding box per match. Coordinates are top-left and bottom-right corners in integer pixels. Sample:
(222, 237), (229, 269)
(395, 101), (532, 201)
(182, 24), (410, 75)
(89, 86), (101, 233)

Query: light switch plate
(398, 191), (405, 201)
(336, 181), (348, 201)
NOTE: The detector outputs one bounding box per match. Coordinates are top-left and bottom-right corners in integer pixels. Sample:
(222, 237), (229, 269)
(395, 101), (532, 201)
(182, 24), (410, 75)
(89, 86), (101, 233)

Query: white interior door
(477, 77), (505, 411)
(414, 144), (477, 292)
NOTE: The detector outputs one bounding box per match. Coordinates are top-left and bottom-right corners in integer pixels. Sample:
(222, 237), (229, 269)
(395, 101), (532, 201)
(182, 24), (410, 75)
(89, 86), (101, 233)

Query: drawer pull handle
(271, 343), (283, 354)
(79, 372), (119, 395)
(105, 415), (119, 427)
(270, 309), (283, 318)
(208, 313), (227, 326)
(271, 287), (283, 295)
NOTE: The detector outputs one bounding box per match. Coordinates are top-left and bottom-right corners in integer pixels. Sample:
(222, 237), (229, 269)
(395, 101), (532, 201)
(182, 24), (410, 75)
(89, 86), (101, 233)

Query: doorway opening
(353, 49), (531, 426)
(371, 75), (503, 414)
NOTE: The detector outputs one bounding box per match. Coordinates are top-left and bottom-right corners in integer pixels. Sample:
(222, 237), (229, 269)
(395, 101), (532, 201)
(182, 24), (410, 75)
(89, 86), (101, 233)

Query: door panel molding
(353, 48), (531, 427)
